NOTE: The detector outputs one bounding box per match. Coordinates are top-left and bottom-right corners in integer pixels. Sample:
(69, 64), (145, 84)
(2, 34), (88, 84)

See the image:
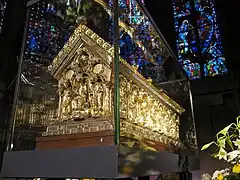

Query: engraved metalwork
(44, 24), (185, 149)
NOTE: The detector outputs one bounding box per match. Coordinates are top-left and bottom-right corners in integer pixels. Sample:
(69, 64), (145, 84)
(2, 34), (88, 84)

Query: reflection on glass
(12, 0), (196, 155)
(155, 80), (198, 151)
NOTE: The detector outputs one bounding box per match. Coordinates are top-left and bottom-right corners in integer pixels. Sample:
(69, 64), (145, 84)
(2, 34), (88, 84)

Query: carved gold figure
(44, 24), (185, 149)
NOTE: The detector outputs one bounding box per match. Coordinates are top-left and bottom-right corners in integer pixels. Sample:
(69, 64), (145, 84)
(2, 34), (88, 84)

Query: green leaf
(201, 142), (214, 151)
(218, 136), (226, 148)
(212, 152), (218, 159)
(226, 135), (234, 150)
(217, 124), (234, 137)
(237, 116), (240, 125)
(236, 117), (240, 132)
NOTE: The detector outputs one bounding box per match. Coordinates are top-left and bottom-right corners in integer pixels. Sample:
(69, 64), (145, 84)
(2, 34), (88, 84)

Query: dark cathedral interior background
(0, 0), (240, 179)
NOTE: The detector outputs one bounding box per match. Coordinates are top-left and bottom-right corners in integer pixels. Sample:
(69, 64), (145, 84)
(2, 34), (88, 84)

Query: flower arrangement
(201, 116), (240, 180)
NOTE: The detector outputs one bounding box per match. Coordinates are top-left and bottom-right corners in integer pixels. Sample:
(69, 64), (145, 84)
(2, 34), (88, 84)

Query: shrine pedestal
(1, 144), (199, 178)
(36, 130), (171, 152)
(36, 131), (114, 149)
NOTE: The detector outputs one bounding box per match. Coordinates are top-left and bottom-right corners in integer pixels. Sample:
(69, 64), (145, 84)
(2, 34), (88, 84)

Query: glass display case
(0, 1), (200, 179)
(1, 1), (199, 179)
(12, 0), (116, 150)
(8, 0), (197, 154)
(156, 79), (198, 153)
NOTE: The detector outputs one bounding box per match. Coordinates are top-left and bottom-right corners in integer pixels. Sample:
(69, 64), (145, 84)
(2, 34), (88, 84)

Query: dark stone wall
(214, 0), (240, 80)
(191, 75), (239, 146)
(191, 76), (239, 179)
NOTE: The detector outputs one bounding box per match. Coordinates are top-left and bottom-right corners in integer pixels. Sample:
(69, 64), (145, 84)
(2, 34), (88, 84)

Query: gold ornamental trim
(44, 118), (182, 149)
(50, 24), (185, 114)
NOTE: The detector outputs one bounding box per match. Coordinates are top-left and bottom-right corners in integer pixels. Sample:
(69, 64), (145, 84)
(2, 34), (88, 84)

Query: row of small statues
(59, 72), (112, 120)
(120, 77), (179, 139)
(57, 70), (179, 139)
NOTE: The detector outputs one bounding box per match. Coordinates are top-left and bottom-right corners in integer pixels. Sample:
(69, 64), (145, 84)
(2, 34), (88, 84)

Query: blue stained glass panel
(25, 0), (167, 83)
(172, 0), (227, 79)
(173, 1), (191, 19)
(204, 58), (227, 77)
(183, 62), (200, 79)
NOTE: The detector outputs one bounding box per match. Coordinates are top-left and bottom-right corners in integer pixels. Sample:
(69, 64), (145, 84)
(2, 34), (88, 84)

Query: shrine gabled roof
(49, 24), (185, 114)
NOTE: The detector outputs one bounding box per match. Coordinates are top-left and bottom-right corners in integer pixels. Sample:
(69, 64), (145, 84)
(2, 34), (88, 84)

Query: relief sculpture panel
(58, 47), (113, 121)
(44, 24), (185, 150)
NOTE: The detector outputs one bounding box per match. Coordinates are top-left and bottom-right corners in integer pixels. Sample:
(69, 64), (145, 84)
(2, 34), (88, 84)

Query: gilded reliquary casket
(41, 24), (185, 151)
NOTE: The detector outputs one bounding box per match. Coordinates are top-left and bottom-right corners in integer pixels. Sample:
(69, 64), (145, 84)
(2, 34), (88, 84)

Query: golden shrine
(0, 1), (200, 179)
(36, 24), (185, 152)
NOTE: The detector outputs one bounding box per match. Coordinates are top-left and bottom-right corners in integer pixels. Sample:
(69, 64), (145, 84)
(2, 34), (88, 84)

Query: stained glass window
(109, 0), (167, 82)
(25, 0), (110, 65)
(0, 0), (7, 33)
(25, 0), (170, 84)
(172, 0), (227, 79)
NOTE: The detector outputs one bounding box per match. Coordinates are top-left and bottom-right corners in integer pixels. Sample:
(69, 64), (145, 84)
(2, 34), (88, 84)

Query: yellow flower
(233, 164), (240, 173)
(217, 173), (224, 180)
